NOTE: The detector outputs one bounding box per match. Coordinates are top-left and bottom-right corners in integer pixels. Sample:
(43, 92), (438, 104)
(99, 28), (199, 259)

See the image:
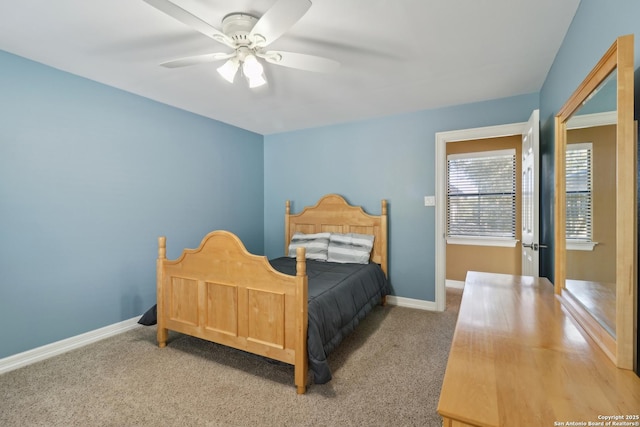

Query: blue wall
(0, 51), (264, 358)
(263, 93), (538, 301)
(538, 0), (640, 281)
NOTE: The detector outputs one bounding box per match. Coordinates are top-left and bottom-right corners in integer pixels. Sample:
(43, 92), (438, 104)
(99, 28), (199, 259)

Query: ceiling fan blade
(142, 0), (234, 47)
(160, 52), (235, 68)
(258, 51), (340, 73)
(249, 0), (311, 47)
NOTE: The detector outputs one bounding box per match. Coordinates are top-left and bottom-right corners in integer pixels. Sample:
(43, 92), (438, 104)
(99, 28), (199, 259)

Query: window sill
(567, 240), (598, 251)
(446, 237), (518, 248)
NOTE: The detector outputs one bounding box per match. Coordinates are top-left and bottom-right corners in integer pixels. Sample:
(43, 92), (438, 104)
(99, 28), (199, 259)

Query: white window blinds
(447, 149), (516, 239)
(566, 143), (593, 241)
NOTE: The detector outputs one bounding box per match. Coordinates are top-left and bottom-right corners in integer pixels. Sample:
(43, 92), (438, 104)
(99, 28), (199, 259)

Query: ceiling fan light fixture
(242, 54), (264, 78)
(217, 58), (239, 83)
(242, 54), (267, 88)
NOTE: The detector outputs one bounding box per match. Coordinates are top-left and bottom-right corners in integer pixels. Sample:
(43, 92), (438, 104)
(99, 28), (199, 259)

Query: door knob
(523, 243), (544, 251)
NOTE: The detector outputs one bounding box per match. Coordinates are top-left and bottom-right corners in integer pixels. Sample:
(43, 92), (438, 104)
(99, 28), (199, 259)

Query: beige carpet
(0, 289), (462, 427)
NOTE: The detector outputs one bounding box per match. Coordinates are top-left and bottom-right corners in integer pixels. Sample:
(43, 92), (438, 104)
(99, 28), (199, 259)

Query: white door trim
(434, 121), (528, 311)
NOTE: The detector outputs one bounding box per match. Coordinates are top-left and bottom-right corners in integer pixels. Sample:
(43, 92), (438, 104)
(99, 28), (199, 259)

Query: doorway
(434, 113), (539, 311)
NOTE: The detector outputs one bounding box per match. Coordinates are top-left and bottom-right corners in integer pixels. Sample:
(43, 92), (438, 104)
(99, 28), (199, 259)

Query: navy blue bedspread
(268, 257), (390, 384)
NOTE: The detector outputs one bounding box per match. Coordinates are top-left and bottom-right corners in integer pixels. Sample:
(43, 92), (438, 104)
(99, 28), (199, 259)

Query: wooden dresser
(437, 271), (640, 427)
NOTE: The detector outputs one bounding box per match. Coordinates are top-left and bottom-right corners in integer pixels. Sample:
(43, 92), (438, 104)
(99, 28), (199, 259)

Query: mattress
(269, 257), (390, 384)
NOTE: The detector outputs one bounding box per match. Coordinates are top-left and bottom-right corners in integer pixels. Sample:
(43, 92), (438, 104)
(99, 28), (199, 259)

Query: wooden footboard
(156, 231), (309, 394)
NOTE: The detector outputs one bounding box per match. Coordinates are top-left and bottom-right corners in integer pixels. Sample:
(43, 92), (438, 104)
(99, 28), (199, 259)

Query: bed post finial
(295, 247), (306, 276)
(380, 200), (388, 278)
(158, 236), (166, 260)
(285, 200), (291, 256)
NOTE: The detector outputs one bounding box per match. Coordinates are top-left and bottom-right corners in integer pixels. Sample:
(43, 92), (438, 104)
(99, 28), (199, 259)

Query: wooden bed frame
(156, 194), (388, 394)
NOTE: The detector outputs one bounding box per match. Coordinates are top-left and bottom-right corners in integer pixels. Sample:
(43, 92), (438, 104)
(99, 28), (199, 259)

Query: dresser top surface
(437, 271), (640, 426)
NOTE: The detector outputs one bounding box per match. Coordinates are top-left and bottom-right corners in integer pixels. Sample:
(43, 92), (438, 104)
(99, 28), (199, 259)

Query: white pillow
(327, 233), (374, 264)
(287, 232), (331, 261)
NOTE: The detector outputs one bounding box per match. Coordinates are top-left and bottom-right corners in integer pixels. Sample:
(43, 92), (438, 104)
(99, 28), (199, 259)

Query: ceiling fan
(143, 0), (340, 88)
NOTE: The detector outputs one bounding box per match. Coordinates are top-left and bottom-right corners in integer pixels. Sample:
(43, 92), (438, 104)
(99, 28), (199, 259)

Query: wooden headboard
(284, 194), (388, 276)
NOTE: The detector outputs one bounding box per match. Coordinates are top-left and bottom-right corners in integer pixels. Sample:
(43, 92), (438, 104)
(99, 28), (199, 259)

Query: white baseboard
(386, 282), (464, 311)
(446, 280), (465, 289)
(0, 316), (142, 375)
(386, 295), (439, 311)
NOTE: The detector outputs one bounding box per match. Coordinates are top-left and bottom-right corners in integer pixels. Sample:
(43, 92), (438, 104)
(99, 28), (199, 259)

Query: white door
(521, 109), (540, 276)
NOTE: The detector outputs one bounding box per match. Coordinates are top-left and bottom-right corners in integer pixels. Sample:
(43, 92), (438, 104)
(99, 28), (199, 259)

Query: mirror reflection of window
(566, 142), (593, 246)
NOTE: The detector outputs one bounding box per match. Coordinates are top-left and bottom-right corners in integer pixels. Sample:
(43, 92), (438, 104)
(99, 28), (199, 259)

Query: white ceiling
(0, 0), (580, 135)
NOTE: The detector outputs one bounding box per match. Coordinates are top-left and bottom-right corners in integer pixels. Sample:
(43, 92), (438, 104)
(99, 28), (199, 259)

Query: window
(566, 143), (593, 249)
(447, 149), (516, 245)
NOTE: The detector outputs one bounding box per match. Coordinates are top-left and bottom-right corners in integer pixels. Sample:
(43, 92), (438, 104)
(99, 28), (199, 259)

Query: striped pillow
(287, 232), (331, 261)
(327, 233), (375, 264)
